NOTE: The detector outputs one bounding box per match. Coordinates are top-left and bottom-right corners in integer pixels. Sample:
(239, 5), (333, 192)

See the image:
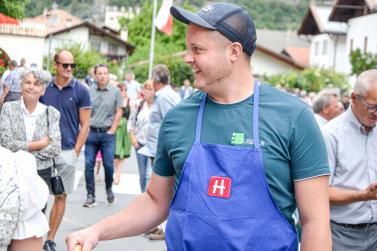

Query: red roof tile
(24, 9), (82, 34)
(283, 47), (310, 67)
(0, 13), (19, 25)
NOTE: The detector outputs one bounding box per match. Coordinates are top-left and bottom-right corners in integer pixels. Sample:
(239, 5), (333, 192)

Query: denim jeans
(85, 131), (115, 197)
(136, 144), (152, 192)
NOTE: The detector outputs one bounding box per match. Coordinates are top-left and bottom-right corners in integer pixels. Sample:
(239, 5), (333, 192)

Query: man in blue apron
(66, 2), (331, 251)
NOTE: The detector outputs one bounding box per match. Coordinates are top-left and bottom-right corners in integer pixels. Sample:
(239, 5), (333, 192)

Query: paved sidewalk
(49, 149), (167, 251)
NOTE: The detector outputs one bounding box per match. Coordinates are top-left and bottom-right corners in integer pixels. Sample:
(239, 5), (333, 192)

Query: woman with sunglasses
(128, 80), (155, 192)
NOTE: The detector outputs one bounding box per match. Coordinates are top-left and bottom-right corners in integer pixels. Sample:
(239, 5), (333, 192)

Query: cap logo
(201, 5), (214, 12)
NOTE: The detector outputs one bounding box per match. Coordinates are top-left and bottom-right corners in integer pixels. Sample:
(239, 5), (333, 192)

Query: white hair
(312, 92), (337, 113)
(21, 68), (52, 87)
(354, 69), (377, 97)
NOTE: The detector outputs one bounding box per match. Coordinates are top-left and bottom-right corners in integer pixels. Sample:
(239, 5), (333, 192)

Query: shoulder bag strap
(45, 106), (57, 173)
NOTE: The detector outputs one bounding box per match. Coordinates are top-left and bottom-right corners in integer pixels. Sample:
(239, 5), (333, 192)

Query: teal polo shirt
(153, 83), (330, 224)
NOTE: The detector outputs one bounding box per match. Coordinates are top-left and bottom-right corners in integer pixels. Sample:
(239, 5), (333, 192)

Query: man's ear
(229, 42), (243, 62)
(351, 91), (357, 104)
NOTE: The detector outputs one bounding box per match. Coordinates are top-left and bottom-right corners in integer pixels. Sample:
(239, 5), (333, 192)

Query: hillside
(24, 0), (331, 30)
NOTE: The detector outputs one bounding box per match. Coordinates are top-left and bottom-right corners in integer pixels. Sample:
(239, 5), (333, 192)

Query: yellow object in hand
(73, 245), (83, 251)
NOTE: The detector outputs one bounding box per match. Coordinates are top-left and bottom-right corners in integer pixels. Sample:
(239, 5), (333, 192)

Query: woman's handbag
(50, 163), (65, 195)
(46, 107), (65, 195)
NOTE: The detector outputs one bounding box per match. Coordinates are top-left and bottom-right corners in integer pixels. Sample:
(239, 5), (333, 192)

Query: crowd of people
(0, 2), (377, 251)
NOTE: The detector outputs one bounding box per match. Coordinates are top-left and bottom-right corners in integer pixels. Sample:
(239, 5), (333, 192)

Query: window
(90, 41), (101, 52)
(322, 40), (328, 55)
(350, 38), (354, 53)
(108, 43), (118, 55)
(314, 42), (319, 55)
(364, 36), (368, 53)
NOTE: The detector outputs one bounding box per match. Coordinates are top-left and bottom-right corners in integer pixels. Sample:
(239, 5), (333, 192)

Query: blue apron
(165, 82), (298, 251)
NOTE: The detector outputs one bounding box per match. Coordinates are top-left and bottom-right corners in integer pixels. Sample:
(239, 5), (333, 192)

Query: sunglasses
(357, 95), (377, 113)
(56, 61), (76, 69)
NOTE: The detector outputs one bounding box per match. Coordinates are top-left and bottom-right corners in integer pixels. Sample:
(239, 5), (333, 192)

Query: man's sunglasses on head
(56, 61), (76, 69)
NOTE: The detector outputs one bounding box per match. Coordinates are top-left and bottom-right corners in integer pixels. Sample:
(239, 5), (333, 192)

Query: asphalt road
(49, 149), (167, 251)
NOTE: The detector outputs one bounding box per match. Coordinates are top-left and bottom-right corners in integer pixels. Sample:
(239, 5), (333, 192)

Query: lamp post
(148, 0), (157, 79)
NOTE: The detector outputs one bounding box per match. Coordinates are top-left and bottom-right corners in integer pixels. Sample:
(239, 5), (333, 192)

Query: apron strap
(195, 93), (207, 142)
(195, 80), (260, 145)
(253, 80), (260, 149)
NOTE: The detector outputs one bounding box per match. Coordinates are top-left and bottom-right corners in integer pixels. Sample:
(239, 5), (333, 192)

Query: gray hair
(152, 64), (170, 85)
(312, 92), (338, 114)
(354, 69), (377, 97)
(21, 68), (52, 88)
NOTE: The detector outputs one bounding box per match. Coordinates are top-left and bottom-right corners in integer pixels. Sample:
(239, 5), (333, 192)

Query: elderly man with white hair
(312, 91), (341, 127)
(322, 69), (377, 251)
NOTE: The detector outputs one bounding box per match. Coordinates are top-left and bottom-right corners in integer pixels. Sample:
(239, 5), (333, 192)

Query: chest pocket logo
(207, 176), (232, 198)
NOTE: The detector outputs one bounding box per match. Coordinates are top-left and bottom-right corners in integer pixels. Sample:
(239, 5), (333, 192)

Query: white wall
(309, 34), (333, 68)
(251, 50), (301, 76)
(44, 26), (90, 56)
(308, 33), (350, 73)
(347, 13), (377, 54)
(89, 35), (127, 57)
(0, 34), (45, 68)
(333, 35), (350, 74)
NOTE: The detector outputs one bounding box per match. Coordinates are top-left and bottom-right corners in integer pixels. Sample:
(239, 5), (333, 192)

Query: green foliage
(46, 43), (106, 79)
(265, 67), (350, 93)
(118, 16), (131, 29)
(131, 56), (193, 86)
(237, 0), (309, 30)
(0, 66), (6, 76)
(25, 0), (310, 30)
(125, 1), (192, 84)
(126, 1), (188, 63)
(350, 49), (377, 76)
(0, 50), (10, 76)
(0, 0), (30, 19)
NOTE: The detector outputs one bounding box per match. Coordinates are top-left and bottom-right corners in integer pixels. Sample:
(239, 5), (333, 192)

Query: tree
(0, 0), (30, 19)
(131, 55), (193, 87)
(125, 1), (192, 85)
(350, 49), (377, 76)
(265, 67), (350, 93)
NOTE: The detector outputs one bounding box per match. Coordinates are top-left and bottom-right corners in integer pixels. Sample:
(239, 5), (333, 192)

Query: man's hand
(107, 129), (116, 135)
(73, 245), (83, 251)
(66, 227), (99, 251)
(364, 182), (377, 200)
(330, 182), (377, 205)
(131, 138), (139, 149)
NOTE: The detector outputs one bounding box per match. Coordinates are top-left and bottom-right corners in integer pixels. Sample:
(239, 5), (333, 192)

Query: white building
(298, 4), (348, 73)
(46, 21), (135, 61)
(252, 29), (310, 76)
(24, 8), (135, 63)
(299, 0), (377, 75)
(329, 0), (377, 55)
(0, 23), (46, 67)
(104, 6), (140, 31)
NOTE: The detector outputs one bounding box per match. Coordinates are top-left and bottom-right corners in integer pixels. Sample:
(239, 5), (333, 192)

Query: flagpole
(148, 0), (158, 79)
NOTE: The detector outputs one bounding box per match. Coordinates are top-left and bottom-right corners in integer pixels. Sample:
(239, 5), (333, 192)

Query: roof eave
(256, 44), (306, 70)
(47, 21), (135, 54)
(298, 4), (323, 35)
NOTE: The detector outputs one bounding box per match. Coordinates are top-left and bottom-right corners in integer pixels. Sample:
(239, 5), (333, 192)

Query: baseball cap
(170, 2), (257, 56)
